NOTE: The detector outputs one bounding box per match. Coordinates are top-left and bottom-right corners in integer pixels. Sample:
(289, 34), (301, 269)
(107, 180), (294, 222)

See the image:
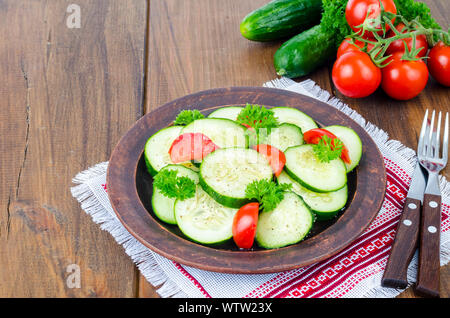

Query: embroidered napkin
(71, 78), (450, 298)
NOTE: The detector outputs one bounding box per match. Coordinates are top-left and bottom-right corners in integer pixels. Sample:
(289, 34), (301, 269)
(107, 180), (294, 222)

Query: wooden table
(0, 0), (448, 298)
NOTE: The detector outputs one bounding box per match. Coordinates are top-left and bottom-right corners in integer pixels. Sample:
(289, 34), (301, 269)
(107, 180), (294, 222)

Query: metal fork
(416, 109), (449, 298)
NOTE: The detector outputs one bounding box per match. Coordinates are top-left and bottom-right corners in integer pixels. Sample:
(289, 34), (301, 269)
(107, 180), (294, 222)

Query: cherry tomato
(381, 52), (429, 100)
(169, 132), (219, 163)
(303, 128), (351, 164)
(386, 23), (428, 58)
(345, 0), (397, 38)
(332, 51), (381, 98)
(232, 202), (259, 249)
(337, 38), (375, 58)
(427, 41), (450, 87)
(253, 144), (286, 177)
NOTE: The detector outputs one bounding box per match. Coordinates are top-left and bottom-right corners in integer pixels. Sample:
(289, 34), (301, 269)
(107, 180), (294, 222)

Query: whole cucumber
(240, 0), (323, 42)
(274, 25), (335, 78)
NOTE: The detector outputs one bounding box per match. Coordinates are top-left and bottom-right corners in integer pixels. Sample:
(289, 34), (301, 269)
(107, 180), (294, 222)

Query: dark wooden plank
(0, 0), (147, 297)
(146, 0), (331, 112)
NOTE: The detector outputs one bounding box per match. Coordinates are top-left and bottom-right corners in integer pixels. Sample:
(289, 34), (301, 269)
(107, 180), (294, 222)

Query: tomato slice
(253, 144), (286, 177)
(303, 128), (351, 164)
(169, 132), (219, 163)
(232, 202), (259, 249)
(303, 128), (336, 144)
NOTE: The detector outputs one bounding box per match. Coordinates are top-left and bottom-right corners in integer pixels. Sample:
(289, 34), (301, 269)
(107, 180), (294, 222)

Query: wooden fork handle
(416, 193), (441, 298)
(382, 197), (421, 289)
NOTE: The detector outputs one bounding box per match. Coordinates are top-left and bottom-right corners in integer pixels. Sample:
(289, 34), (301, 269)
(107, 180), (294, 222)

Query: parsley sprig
(236, 104), (278, 132)
(312, 135), (344, 163)
(245, 179), (292, 213)
(173, 109), (205, 126)
(236, 104), (279, 145)
(153, 169), (196, 200)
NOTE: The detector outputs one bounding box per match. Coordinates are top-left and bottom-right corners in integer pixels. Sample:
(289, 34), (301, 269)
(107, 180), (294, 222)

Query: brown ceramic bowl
(106, 87), (386, 274)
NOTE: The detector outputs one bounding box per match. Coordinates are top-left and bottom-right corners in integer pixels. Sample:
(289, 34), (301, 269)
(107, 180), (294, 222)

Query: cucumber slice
(208, 106), (244, 121)
(271, 107), (318, 133)
(144, 126), (183, 176)
(151, 164), (199, 224)
(199, 147), (273, 208)
(284, 144), (347, 193)
(266, 123), (303, 151)
(324, 125), (362, 173)
(174, 185), (238, 245)
(181, 118), (248, 149)
(277, 171), (347, 220)
(256, 191), (314, 249)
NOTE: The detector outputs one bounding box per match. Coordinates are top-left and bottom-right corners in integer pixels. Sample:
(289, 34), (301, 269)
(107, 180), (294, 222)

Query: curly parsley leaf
(394, 0), (441, 30)
(236, 104), (278, 132)
(173, 109), (205, 126)
(320, 0), (352, 49)
(153, 169), (196, 200)
(245, 179), (292, 213)
(312, 135), (344, 163)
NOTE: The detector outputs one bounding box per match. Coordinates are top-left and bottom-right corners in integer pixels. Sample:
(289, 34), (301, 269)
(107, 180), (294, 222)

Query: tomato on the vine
(386, 23), (429, 58)
(427, 41), (450, 87)
(337, 38), (375, 58)
(345, 0), (397, 38)
(332, 51), (381, 98)
(381, 52), (428, 100)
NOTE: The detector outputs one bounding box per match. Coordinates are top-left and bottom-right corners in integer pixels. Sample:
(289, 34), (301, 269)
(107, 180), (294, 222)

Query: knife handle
(416, 193), (441, 298)
(381, 197), (421, 289)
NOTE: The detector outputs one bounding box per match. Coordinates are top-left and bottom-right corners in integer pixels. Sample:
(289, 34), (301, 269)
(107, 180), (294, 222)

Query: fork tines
(418, 110), (449, 165)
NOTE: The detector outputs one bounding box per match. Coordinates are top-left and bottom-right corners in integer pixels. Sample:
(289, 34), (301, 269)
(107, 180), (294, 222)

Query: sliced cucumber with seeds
(199, 147), (273, 208)
(151, 165), (199, 224)
(277, 171), (347, 220)
(144, 126), (183, 176)
(174, 185), (238, 245)
(256, 191), (314, 249)
(271, 107), (318, 133)
(181, 118), (248, 149)
(284, 144), (347, 193)
(266, 123), (303, 151)
(324, 125), (362, 173)
(208, 106), (244, 121)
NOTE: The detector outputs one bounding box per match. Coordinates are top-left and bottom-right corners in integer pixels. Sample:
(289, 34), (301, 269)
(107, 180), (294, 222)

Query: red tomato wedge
(303, 129), (351, 164)
(169, 132), (219, 163)
(232, 202), (259, 249)
(253, 144), (286, 177)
